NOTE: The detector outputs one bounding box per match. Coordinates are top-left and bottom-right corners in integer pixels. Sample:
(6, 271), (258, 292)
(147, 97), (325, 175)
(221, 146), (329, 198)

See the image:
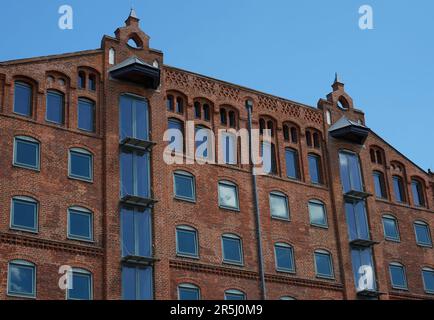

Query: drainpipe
(245, 99), (267, 300)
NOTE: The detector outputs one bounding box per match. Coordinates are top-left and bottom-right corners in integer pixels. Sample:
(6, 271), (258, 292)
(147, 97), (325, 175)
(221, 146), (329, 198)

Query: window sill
(315, 275), (335, 281)
(271, 216), (290, 222)
(222, 261), (244, 268)
(10, 226), (38, 235)
(174, 197), (196, 204)
(176, 254), (200, 260)
(7, 292), (36, 300)
(68, 175), (93, 184)
(391, 287), (409, 292)
(276, 268), (296, 275)
(310, 223), (328, 230)
(13, 163), (40, 172)
(67, 236), (95, 244)
(416, 243), (433, 249)
(218, 206), (240, 213)
(384, 238), (401, 243)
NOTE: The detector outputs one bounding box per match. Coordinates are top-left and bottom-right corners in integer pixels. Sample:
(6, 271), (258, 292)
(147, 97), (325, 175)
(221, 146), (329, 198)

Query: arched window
(422, 267), (434, 294)
(46, 90), (65, 125)
(308, 153), (323, 185)
(314, 250), (334, 279)
(203, 104), (210, 121)
(220, 108), (227, 125)
(218, 180), (239, 210)
(168, 118), (184, 154)
(166, 95), (174, 112)
(67, 206), (93, 241)
(228, 111), (236, 128)
(109, 48), (115, 65)
(11, 196), (38, 232)
(127, 36), (142, 49)
(382, 214), (400, 241)
(280, 296), (296, 300)
(224, 289), (246, 300)
(411, 178), (425, 207)
(176, 225), (199, 257)
(267, 120), (274, 137)
(176, 97), (184, 114)
(285, 148), (300, 180)
(373, 171), (387, 199)
(306, 130), (312, 147)
(69, 148), (93, 181)
(392, 175), (406, 203)
(269, 191), (289, 220)
(194, 101), (201, 119)
(290, 127), (298, 144)
(78, 98), (96, 132)
(308, 199), (327, 227)
(13, 136), (40, 171)
(8, 260), (36, 298)
(313, 132), (320, 148)
(178, 283), (200, 300)
(221, 234), (243, 265)
(88, 74), (96, 91)
(78, 71), (86, 89)
(173, 170), (195, 202)
(375, 150), (383, 164)
(389, 262), (407, 290)
(14, 81), (33, 117)
(283, 125), (290, 141)
(326, 110), (332, 125)
(414, 220), (432, 247)
(67, 268), (93, 300)
(259, 119), (265, 135)
(274, 242), (295, 272)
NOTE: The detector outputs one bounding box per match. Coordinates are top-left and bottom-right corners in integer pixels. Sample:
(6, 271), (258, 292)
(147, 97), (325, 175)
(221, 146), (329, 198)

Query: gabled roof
(109, 56), (155, 73)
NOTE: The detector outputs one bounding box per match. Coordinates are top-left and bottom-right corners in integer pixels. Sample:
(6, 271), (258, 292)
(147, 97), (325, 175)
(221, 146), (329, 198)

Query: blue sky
(1, 0), (433, 170)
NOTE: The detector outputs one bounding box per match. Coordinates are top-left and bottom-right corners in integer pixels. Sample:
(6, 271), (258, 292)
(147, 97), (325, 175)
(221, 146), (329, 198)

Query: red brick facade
(0, 13), (433, 300)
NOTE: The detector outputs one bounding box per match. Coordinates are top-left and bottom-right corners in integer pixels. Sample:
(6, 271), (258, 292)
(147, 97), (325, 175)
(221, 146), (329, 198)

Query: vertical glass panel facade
(285, 148), (299, 179)
(121, 207), (152, 258)
(120, 150), (150, 198)
(120, 95), (149, 141)
(78, 98), (95, 132)
(351, 248), (376, 292)
(46, 91), (64, 124)
(345, 200), (370, 241)
(14, 82), (32, 116)
(121, 266), (153, 300)
(339, 151), (363, 193)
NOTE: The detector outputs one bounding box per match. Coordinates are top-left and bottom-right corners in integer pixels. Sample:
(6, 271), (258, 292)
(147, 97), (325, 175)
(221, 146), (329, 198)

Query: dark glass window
(69, 149), (93, 181)
(220, 109), (227, 125)
(121, 150), (150, 199)
(14, 136), (40, 170)
(78, 99), (95, 132)
(285, 148), (299, 179)
(373, 171), (386, 199)
(120, 95), (149, 141)
(283, 125), (289, 141)
(176, 97), (184, 114)
(228, 111), (235, 128)
(414, 221), (432, 247)
(345, 200), (369, 241)
(11, 197), (38, 232)
(306, 131), (312, 147)
(308, 154), (322, 184)
(78, 72), (86, 89)
(269, 192), (289, 220)
(225, 290), (245, 300)
(14, 81), (32, 116)
(422, 268), (434, 294)
(67, 270), (92, 300)
(121, 207), (152, 258)
(275, 243), (295, 272)
(218, 181), (239, 210)
(122, 266), (153, 300)
(168, 119), (184, 153)
(88, 75), (96, 91)
(339, 151), (363, 193)
(309, 200), (327, 227)
(411, 179), (425, 207)
(8, 260), (36, 298)
(176, 226), (198, 257)
(222, 235), (243, 265)
(178, 284), (200, 300)
(203, 104), (210, 121)
(194, 102), (201, 119)
(290, 127), (298, 143)
(313, 132), (320, 148)
(46, 90), (64, 124)
(389, 263), (407, 289)
(68, 207), (93, 241)
(174, 171), (195, 201)
(314, 251), (334, 279)
(382, 215), (400, 241)
(167, 95), (174, 111)
(393, 176), (406, 203)
(351, 247), (376, 292)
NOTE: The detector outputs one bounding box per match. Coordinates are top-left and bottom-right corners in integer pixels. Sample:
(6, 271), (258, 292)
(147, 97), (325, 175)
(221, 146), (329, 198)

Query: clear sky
(1, 0), (433, 171)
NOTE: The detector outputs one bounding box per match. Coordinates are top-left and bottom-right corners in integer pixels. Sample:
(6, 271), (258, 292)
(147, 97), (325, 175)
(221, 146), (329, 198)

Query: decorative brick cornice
(170, 260), (344, 291)
(0, 232), (104, 257)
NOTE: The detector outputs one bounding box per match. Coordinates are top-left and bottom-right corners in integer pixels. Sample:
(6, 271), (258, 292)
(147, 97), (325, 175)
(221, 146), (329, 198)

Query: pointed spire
(125, 8), (140, 26)
(334, 72), (342, 84)
(332, 72), (344, 91)
(129, 8), (138, 19)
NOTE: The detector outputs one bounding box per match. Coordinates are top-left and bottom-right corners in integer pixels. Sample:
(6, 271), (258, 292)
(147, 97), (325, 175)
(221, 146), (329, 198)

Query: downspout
(245, 99), (267, 300)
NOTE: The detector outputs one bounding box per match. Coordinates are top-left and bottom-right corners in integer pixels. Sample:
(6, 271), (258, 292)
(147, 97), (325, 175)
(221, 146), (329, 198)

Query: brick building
(0, 11), (433, 300)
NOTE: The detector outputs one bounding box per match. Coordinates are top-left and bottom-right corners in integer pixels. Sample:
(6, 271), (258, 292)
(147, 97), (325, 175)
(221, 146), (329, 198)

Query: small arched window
(203, 104), (210, 121)
(109, 48), (115, 65)
(11, 196), (38, 232)
(67, 268), (93, 300)
(8, 260), (36, 298)
(178, 283), (200, 300)
(88, 74), (96, 91)
(283, 125), (289, 141)
(167, 95), (174, 112)
(290, 127), (298, 144)
(389, 262), (407, 290)
(46, 90), (65, 125)
(259, 119), (266, 135)
(228, 111), (236, 128)
(67, 206), (93, 241)
(267, 120), (274, 137)
(220, 108), (227, 125)
(422, 267), (434, 294)
(314, 250), (334, 279)
(176, 97), (184, 114)
(173, 170), (195, 202)
(224, 289), (246, 300)
(194, 101), (201, 119)
(313, 132), (320, 148)
(411, 178), (425, 207)
(14, 81), (33, 117)
(78, 71), (86, 89)
(306, 130), (312, 147)
(382, 214), (400, 241)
